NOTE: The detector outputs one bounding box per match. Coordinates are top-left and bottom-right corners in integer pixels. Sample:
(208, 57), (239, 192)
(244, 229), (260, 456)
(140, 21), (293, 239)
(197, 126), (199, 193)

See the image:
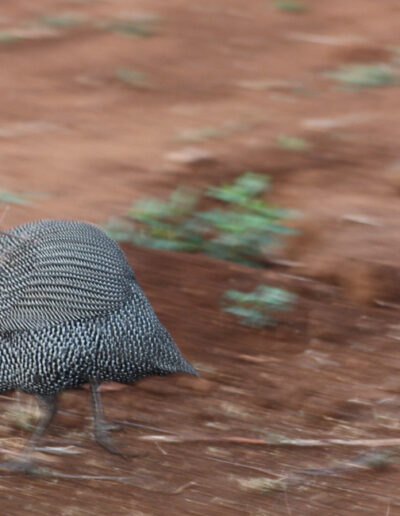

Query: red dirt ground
(1, 1), (400, 514)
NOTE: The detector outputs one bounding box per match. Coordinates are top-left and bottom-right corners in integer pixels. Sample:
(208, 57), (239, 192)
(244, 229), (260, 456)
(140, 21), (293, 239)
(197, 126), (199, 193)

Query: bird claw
(94, 425), (143, 458)
(95, 432), (125, 456)
(90, 383), (144, 458)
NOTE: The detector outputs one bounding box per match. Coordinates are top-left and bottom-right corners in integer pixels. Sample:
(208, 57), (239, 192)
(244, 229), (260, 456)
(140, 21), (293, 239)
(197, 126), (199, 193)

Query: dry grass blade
(140, 434), (400, 448)
(112, 418), (178, 435)
(35, 446), (83, 456)
(27, 469), (196, 495)
(295, 449), (400, 477)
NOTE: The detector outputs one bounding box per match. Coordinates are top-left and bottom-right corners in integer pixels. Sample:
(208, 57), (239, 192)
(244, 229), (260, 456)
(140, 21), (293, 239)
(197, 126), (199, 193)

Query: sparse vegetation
(0, 31), (21, 44)
(1, 0), (400, 512)
(273, 0), (307, 13)
(221, 285), (296, 327)
(0, 191), (32, 205)
(115, 68), (150, 89)
(106, 173), (297, 325)
(38, 13), (86, 28)
(276, 134), (311, 151)
(100, 14), (159, 37)
(328, 64), (397, 89)
(106, 172), (298, 267)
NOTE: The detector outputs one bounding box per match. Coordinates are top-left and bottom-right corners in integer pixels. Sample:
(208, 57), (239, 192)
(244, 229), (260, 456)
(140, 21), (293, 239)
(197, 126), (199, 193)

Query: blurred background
(2, 1), (400, 514)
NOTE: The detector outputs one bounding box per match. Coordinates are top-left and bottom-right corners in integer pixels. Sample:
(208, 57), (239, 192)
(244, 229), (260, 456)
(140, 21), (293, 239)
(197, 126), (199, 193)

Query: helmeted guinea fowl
(0, 219), (197, 472)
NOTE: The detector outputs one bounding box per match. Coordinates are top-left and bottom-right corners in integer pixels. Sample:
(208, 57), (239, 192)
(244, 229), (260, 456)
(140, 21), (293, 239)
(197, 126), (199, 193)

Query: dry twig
(139, 434), (400, 448)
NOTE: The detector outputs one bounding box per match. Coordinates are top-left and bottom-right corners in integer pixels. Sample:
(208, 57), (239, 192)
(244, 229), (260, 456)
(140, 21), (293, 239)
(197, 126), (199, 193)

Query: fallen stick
(139, 434), (400, 448)
(0, 467), (197, 495)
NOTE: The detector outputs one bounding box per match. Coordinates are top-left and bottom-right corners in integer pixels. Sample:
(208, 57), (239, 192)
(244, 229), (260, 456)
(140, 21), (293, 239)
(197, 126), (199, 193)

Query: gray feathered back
(0, 220), (134, 331)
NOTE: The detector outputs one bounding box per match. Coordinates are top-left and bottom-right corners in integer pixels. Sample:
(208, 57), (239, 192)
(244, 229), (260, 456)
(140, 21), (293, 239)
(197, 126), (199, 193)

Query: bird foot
(94, 425), (143, 458)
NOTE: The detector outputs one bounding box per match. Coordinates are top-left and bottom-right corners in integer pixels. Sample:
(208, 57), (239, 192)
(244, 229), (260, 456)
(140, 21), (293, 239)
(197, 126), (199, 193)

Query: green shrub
(0, 191), (32, 205)
(276, 135), (311, 151)
(221, 285), (296, 327)
(0, 31), (21, 44)
(115, 68), (149, 89)
(328, 64), (397, 89)
(105, 173), (297, 325)
(38, 13), (85, 28)
(100, 15), (159, 37)
(273, 1), (307, 13)
(105, 172), (298, 267)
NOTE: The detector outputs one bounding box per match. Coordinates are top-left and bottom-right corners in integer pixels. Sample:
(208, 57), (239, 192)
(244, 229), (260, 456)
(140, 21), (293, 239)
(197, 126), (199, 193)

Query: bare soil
(1, 1), (400, 514)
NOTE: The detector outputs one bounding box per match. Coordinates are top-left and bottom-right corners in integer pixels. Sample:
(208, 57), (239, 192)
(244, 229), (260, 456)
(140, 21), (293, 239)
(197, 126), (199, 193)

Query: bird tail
(175, 355), (199, 377)
(156, 325), (198, 377)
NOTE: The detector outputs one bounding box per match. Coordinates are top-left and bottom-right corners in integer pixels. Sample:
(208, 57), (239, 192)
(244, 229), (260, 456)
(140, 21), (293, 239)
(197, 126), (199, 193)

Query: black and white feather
(0, 219), (196, 396)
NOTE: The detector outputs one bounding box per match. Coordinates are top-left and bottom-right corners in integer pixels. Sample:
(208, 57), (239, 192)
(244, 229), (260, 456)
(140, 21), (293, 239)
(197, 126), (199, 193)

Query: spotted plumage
(0, 219), (196, 471)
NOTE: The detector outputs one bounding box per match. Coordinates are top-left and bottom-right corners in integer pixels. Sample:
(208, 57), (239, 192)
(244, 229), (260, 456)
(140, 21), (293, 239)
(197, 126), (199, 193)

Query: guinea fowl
(0, 219), (197, 472)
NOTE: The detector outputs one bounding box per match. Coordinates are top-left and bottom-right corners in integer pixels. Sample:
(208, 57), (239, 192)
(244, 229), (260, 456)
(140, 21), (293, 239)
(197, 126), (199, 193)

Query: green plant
(327, 64), (397, 89)
(206, 172), (270, 202)
(276, 134), (311, 151)
(221, 285), (296, 327)
(0, 31), (21, 44)
(0, 191), (32, 205)
(105, 172), (298, 267)
(38, 13), (85, 27)
(273, 0), (307, 13)
(102, 217), (137, 242)
(101, 15), (159, 37)
(115, 68), (149, 89)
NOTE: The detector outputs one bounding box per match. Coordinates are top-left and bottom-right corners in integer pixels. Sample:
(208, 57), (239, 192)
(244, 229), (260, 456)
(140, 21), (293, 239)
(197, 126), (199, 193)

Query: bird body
(0, 219), (196, 470)
(0, 284), (195, 396)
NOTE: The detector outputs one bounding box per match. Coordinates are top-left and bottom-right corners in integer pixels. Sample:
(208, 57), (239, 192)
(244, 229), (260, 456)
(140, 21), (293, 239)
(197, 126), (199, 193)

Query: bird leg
(89, 380), (128, 456)
(0, 394), (56, 474)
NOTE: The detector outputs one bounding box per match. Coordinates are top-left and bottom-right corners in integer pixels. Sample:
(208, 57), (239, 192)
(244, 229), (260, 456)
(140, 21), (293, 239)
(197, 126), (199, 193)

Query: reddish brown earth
(1, 1), (400, 514)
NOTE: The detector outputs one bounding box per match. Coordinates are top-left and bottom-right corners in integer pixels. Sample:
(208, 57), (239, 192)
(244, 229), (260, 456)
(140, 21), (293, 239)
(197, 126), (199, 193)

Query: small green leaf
(116, 69), (150, 89)
(222, 305), (269, 327)
(328, 64), (397, 89)
(276, 135), (311, 151)
(221, 285), (296, 327)
(207, 172), (270, 202)
(0, 31), (20, 44)
(274, 0), (307, 13)
(0, 191), (31, 205)
(38, 13), (85, 27)
(103, 217), (137, 242)
(101, 15), (159, 37)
